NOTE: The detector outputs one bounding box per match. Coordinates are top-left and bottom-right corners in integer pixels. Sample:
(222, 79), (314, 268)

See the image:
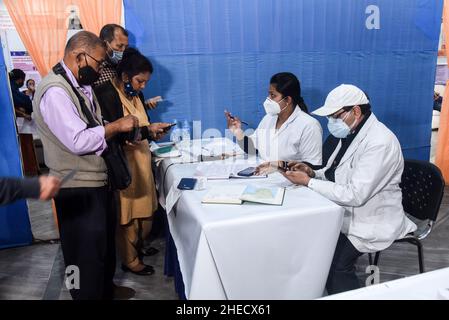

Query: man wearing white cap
(282, 84), (416, 294)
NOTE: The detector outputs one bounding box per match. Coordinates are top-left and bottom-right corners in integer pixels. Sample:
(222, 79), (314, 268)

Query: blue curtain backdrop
(124, 0), (443, 160)
(0, 37), (33, 249)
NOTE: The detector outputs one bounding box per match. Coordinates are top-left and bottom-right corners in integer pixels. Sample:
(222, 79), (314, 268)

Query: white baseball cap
(312, 84), (370, 117)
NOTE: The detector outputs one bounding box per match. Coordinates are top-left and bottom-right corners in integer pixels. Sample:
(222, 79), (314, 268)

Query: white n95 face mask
(263, 97), (287, 116)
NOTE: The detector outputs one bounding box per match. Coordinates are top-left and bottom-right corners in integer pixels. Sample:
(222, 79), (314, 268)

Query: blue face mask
(124, 81), (139, 97)
(106, 42), (124, 65)
(327, 110), (354, 139)
(109, 50), (123, 65)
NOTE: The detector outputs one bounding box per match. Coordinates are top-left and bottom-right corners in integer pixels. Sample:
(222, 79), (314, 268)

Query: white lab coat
(249, 107), (323, 165)
(308, 114), (417, 253)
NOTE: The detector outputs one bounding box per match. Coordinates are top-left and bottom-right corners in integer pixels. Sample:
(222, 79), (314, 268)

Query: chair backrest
(400, 159), (445, 221)
(322, 134), (339, 166)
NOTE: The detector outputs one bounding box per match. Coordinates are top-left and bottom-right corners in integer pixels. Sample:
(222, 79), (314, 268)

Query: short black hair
(116, 47), (153, 80)
(343, 104), (371, 115)
(99, 24), (128, 42)
(26, 79), (35, 86)
(9, 69), (26, 81)
(64, 31), (106, 56)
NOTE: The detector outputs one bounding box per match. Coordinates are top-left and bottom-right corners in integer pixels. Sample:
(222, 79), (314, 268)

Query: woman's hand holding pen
(224, 110), (245, 140)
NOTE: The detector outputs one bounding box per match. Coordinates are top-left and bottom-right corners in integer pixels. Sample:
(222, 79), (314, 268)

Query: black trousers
(54, 186), (116, 300)
(326, 233), (364, 295)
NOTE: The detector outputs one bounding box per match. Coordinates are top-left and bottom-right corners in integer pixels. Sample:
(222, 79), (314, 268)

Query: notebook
(239, 185), (286, 205)
(201, 185), (247, 205)
(201, 185), (285, 206)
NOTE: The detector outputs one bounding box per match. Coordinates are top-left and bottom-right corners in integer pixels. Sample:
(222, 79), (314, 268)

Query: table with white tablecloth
(322, 267), (449, 300)
(154, 138), (344, 300)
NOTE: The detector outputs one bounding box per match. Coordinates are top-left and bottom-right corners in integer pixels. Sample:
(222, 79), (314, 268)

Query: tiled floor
(0, 200), (178, 300)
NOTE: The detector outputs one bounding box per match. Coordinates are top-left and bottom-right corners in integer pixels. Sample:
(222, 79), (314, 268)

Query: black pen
(225, 110), (249, 126)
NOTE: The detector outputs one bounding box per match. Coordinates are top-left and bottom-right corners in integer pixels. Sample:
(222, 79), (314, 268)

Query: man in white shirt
(282, 84), (416, 294)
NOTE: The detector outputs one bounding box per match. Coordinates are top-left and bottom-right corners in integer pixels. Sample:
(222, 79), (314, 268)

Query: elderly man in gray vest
(33, 31), (138, 300)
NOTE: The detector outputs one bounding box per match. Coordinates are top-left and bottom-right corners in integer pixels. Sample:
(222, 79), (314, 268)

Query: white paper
(16, 118), (37, 134)
(195, 162), (234, 180)
(195, 162), (267, 180)
(150, 141), (160, 152)
(165, 184), (183, 215)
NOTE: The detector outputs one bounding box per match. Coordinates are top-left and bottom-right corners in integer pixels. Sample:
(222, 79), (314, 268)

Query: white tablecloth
(322, 267), (449, 300)
(155, 138), (344, 300)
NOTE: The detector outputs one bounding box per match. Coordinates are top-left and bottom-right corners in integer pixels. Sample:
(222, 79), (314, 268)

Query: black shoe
(113, 285), (136, 300)
(121, 264), (155, 276)
(142, 247), (160, 256)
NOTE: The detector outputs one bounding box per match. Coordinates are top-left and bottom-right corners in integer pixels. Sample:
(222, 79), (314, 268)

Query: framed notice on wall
(10, 51), (41, 85)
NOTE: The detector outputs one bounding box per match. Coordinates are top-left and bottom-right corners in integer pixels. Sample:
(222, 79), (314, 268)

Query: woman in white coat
(282, 84), (417, 295)
(225, 72), (322, 166)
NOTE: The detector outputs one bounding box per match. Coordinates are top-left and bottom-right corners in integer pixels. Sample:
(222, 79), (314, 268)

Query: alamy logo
(365, 265), (380, 287)
(65, 265), (80, 290)
(366, 5), (380, 30)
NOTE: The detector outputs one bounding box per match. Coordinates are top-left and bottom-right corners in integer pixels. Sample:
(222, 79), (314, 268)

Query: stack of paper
(201, 185), (285, 206)
(151, 142), (181, 158)
(194, 162), (267, 180)
(176, 138), (245, 162)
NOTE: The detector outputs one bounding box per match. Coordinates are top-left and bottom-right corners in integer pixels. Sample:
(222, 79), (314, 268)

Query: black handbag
(52, 63), (131, 191)
(101, 138), (131, 190)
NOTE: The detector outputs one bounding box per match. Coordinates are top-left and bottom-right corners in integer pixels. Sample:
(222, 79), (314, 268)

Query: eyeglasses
(82, 52), (104, 67)
(327, 107), (353, 120)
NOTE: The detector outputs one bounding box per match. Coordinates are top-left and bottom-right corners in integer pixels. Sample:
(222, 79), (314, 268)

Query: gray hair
(64, 31), (106, 56)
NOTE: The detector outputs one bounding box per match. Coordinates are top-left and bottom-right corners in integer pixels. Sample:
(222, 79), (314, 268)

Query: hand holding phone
(163, 123), (177, 133)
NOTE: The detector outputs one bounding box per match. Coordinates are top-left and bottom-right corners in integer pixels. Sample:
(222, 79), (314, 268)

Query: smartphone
(177, 178), (197, 190)
(237, 167), (256, 177)
(163, 123), (177, 132)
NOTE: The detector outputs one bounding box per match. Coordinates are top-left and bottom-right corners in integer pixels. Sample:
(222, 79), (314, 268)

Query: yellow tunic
(113, 82), (158, 225)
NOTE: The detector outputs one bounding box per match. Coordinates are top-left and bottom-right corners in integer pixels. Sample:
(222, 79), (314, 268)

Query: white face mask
(327, 110), (357, 138)
(263, 97), (287, 116)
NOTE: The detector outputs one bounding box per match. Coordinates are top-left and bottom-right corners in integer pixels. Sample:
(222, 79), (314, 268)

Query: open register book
(201, 185), (285, 206)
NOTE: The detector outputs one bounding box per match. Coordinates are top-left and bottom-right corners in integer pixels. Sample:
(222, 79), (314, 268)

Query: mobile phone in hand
(163, 123), (177, 132)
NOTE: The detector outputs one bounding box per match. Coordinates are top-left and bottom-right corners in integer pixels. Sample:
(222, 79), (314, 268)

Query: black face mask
(78, 54), (100, 86)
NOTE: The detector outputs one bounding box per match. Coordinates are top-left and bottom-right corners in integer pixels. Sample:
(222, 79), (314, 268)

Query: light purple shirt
(39, 61), (107, 156)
